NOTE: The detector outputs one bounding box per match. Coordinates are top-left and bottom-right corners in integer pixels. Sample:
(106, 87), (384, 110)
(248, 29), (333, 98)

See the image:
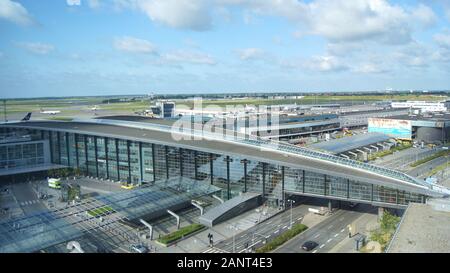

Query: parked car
(301, 241), (318, 251)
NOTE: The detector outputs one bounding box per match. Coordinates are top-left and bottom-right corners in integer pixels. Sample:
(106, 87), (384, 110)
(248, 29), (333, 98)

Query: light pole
(287, 199), (295, 229)
(228, 224), (239, 253)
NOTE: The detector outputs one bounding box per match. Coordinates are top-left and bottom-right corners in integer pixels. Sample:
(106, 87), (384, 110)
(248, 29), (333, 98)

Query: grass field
(1, 94), (447, 116)
(87, 206), (114, 217)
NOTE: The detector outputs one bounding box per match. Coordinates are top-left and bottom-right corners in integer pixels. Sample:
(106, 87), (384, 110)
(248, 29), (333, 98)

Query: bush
(369, 211), (400, 251)
(256, 224), (308, 253)
(157, 223), (205, 245)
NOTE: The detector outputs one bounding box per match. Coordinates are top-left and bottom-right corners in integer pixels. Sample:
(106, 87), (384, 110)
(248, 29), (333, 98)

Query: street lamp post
(229, 224), (239, 253)
(287, 199), (295, 229)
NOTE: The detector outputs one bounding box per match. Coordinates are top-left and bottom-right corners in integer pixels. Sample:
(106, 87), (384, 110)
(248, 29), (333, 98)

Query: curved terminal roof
(2, 119), (449, 198)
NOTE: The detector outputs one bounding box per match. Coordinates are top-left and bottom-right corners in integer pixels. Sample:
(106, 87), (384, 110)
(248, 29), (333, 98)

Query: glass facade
(0, 127), (428, 207)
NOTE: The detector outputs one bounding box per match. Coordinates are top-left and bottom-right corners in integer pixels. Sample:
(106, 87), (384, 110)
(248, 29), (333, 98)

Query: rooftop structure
(309, 133), (391, 155)
(387, 200), (450, 253)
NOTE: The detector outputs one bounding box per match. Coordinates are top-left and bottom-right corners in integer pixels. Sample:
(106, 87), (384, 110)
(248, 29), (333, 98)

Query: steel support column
(210, 153), (214, 185)
(262, 162), (267, 197)
(127, 140), (131, 183)
(347, 179), (350, 199)
(281, 166), (285, 208)
(105, 137), (109, 180)
(194, 150), (198, 180)
(226, 156), (231, 200)
(84, 135), (88, 175)
(65, 132), (70, 167)
(152, 143), (156, 182)
(242, 159), (248, 193)
(57, 131), (61, 164)
(165, 146), (169, 179)
(49, 131), (54, 163)
(139, 142), (143, 184)
(302, 170), (305, 193)
(115, 139), (120, 181)
(94, 136), (99, 177)
(179, 148), (184, 177)
(75, 133), (79, 168)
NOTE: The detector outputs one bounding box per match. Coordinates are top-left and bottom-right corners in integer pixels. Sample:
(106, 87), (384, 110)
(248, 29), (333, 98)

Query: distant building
(368, 113), (450, 143)
(152, 101), (176, 118)
(391, 100), (450, 112)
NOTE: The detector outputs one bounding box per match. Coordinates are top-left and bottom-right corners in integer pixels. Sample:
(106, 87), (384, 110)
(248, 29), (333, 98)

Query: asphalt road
(273, 203), (376, 253)
(11, 182), (47, 215)
(373, 147), (435, 171)
(203, 197), (329, 253)
(407, 156), (449, 178)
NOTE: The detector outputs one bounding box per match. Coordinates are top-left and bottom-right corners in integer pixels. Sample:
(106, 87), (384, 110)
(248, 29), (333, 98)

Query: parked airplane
(21, 112), (32, 121)
(40, 108), (61, 115)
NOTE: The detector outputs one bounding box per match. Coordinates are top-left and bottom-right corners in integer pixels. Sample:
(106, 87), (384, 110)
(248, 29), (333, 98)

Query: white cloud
(306, 55), (348, 72)
(67, 0), (81, 6)
(393, 43), (430, 68)
(87, 0), (101, 8)
(162, 50), (216, 65)
(235, 48), (265, 60)
(115, 0), (212, 31)
(17, 42), (54, 54)
(353, 63), (388, 74)
(411, 4), (436, 28)
(114, 36), (157, 54)
(0, 0), (34, 26)
(434, 33), (450, 49)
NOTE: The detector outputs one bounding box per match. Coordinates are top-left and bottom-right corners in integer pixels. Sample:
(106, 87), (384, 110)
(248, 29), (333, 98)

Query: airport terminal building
(1, 117), (449, 209)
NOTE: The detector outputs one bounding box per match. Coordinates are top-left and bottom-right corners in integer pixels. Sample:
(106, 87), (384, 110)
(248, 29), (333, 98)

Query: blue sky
(1, 0), (450, 98)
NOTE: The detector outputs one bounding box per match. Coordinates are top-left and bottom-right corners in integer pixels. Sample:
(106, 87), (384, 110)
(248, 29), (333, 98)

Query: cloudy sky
(1, 0), (450, 98)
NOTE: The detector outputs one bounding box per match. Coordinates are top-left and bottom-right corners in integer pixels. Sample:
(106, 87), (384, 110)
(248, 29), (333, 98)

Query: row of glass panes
(36, 129), (424, 206)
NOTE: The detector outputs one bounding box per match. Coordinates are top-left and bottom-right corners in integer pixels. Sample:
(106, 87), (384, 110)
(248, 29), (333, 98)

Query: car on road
(130, 244), (149, 253)
(301, 241), (318, 251)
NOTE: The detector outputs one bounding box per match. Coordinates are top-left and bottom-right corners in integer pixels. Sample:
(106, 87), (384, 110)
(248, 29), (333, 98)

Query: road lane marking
(320, 244), (325, 249)
(334, 233), (339, 238)
(341, 229), (345, 233)
(328, 225), (334, 229)
(283, 226), (288, 229)
(297, 217), (303, 221)
(327, 239), (332, 243)
(314, 234), (320, 239)
(274, 230), (279, 234)
(312, 250), (318, 253)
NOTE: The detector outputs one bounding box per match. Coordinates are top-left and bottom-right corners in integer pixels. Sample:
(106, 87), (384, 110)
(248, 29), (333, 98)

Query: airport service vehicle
(48, 178), (62, 189)
(121, 183), (136, 190)
(302, 241), (318, 251)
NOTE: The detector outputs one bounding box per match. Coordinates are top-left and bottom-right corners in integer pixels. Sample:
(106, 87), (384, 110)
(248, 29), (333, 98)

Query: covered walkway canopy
(0, 177), (221, 253)
(309, 133), (391, 155)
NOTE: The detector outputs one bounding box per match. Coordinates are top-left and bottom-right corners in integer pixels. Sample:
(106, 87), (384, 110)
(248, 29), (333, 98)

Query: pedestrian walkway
(202, 247), (228, 253)
(19, 200), (40, 207)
